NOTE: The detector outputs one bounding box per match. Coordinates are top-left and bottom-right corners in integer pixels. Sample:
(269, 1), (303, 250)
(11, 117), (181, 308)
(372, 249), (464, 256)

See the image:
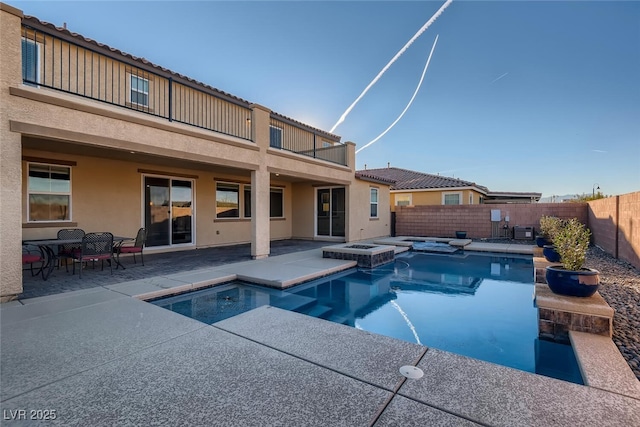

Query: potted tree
(545, 218), (599, 297)
(539, 216), (562, 261)
(536, 215), (560, 248)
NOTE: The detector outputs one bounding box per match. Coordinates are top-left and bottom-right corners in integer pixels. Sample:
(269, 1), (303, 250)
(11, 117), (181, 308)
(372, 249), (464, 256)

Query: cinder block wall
(395, 203), (588, 239)
(589, 191), (640, 270)
(587, 196), (619, 257)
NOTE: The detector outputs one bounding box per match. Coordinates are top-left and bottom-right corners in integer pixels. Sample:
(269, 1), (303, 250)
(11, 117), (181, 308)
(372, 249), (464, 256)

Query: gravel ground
(584, 246), (640, 381)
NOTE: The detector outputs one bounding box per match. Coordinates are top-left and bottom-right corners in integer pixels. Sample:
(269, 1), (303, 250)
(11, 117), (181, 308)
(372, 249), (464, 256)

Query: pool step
(303, 304), (333, 319)
(271, 294), (317, 312)
(327, 314), (350, 325)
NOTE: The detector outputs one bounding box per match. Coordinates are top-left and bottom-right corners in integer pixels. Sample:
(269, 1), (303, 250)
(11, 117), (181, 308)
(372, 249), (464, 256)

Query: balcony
(269, 116), (347, 166)
(19, 19), (348, 167)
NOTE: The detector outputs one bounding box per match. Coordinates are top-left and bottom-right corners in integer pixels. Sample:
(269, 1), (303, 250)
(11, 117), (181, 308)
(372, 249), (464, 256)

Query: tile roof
(356, 167), (486, 192)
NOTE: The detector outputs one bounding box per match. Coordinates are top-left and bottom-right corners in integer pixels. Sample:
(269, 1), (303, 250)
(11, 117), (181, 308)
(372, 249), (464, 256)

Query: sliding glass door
(144, 176), (193, 247)
(316, 187), (345, 238)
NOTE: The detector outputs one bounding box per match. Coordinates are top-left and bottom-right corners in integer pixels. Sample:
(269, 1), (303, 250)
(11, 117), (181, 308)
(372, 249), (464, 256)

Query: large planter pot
(535, 235), (550, 248)
(455, 231), (467, 239)
(542, 245), (561, 262)
(545, 266), (600, 297)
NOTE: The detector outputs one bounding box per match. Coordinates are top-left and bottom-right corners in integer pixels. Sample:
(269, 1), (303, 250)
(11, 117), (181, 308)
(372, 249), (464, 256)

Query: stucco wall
(391, 189), (483, 211)
(0, 3), (25, 299)
(349, 179), (391, 241)
(22, 149), (296, 249)
(588, 192), (640, 270)
(395, 203), (588, 239)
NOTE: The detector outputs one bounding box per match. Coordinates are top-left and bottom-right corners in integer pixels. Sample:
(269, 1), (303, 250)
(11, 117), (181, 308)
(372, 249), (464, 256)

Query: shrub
(553, 218), (591, 271)
(539, 216), (563, 243)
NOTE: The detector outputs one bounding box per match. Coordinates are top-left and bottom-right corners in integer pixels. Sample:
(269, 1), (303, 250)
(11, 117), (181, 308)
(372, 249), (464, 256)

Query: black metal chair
(114, 228), (147, 267)
(72, 232), (114, 278)
(22, 244), (44, 276)
(57, 228), (85, 272)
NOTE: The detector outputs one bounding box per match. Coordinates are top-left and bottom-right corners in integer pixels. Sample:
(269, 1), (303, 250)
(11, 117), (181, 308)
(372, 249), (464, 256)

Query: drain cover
(399, 365), (424, 379)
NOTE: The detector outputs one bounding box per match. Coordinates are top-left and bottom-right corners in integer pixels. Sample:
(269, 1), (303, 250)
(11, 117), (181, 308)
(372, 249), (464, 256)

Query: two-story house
(0, 3), (391, 300)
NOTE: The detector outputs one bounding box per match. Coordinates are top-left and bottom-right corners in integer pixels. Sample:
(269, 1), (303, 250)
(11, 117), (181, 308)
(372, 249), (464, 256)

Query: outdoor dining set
(22, 228), (147, 280)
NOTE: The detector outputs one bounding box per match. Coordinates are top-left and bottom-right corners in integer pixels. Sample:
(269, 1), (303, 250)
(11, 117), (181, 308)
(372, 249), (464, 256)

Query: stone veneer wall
(588, 191), (640, 270)
(323, 249), (395, 268)
(537, 307), (612, 343)
(395, 203), (588, 239)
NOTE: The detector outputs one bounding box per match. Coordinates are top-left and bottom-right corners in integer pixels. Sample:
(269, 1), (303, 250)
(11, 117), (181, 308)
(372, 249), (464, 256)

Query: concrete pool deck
(2, 244), (639, 425)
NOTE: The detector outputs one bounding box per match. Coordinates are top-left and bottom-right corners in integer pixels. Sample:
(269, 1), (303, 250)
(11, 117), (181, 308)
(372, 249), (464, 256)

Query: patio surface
(2, 240), (640, 426)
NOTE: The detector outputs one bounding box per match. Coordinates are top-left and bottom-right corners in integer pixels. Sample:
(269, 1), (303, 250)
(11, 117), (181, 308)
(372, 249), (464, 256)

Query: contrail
(490, 72), (509, 84)
(390, 300), (422, 345)
(356, 35), (439, 154)
(330, 0), (454, 133)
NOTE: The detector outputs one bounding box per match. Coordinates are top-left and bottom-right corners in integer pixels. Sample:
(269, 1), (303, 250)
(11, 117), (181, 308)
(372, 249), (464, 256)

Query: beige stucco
(390, 188), (485, 211)
(0, 3), (24, 300)
(349, 179), (391, 241)
(0, 4), (392, 299)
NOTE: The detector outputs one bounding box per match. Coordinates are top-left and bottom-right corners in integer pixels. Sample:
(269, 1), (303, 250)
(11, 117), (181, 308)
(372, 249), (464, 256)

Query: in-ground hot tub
(322, 243), (396, 268)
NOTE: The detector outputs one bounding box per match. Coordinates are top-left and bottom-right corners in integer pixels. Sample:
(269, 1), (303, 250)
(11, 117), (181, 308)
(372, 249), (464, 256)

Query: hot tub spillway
(322, 244), (396, 268)
(412, 242), (460, 254)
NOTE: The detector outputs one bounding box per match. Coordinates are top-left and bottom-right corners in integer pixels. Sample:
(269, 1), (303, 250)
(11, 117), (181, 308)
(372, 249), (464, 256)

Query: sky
(10, 0), (640, 198)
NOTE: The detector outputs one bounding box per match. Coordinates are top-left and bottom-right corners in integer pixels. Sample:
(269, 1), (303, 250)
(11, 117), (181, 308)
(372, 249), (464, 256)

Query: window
(22, 38), (39, 84)
(216, 183), (239, 218)
(443, 192), (461, 205)
(130, 74), (149, 107)
(270, 188), (284, 218)
(322, 140), (332, 148)
(244, 185), (252, 218)
(370, 188), (378, 218)
(28, 163), (71, 221)
(243, 186), (284, 218)
(395, 194), (412, 207)
(469, 193), (474, 205)
(270, 125), (283, 149)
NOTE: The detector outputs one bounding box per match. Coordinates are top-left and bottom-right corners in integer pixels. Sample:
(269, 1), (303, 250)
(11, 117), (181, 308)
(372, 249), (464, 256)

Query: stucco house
(356, 166), (541, 211)
(0, 3), (391, 300)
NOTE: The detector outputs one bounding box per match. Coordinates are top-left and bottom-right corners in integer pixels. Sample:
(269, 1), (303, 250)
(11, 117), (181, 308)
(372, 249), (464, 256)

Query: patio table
(22, 236), (132, 280)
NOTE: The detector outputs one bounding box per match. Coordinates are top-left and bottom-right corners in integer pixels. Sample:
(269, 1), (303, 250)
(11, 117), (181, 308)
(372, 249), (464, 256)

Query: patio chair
(22, 244), (44, 276)
(72, 232), (114, 278)
(114, 227), (147, 266)
(57, 228), (85, 272)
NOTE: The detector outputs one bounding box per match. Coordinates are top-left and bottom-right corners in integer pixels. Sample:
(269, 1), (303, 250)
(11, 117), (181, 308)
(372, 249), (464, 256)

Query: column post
(249, 103), (271, 259)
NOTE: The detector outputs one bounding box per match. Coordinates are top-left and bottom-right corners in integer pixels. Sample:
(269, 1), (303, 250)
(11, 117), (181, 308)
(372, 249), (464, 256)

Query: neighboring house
(483, 191), (542, 204)
(0, 3), (391, 300)
(356, 167), (540, 211)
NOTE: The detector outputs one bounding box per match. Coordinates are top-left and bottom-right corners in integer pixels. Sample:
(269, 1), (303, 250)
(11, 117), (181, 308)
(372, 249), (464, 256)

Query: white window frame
(370, 187), (379, 218)
(27, 162), (72, 222)
(243, 185), (285, 218)
(216, 181), (240, 219)
(270, 125), (283, 149)
(442, 192), (462, 205)
(395, 193), (412, 207)
(129, 74), (150, 107)
(22, 37), (41, 86)
(269, 188), (284, 218)
(469, 193), (474, 205)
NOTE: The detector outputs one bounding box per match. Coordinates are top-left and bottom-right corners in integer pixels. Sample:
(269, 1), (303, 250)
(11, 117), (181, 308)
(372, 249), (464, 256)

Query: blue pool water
(152, 251), (583, 384)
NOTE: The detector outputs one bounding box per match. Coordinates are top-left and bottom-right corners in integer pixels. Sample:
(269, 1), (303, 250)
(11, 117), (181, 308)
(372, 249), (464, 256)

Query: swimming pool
(152, 250), (583, 384)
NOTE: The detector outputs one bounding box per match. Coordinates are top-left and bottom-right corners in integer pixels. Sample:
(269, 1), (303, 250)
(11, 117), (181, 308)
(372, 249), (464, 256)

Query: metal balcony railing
(20, 23), (252, 141)
(269, 117), (347, 166)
